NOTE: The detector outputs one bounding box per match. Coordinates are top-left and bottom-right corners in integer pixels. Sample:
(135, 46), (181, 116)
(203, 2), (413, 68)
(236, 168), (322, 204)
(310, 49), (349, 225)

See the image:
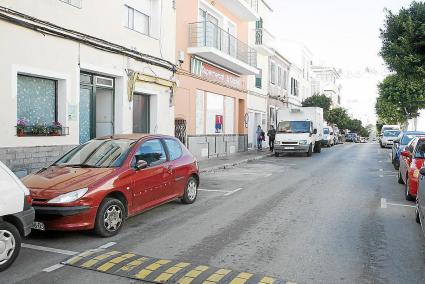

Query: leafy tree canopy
(302, 94), (332, 113)
(375, 93), (406, 124)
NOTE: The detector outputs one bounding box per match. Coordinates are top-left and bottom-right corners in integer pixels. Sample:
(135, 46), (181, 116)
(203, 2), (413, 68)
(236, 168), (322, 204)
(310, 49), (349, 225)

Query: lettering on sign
(191, 58), (241, 89)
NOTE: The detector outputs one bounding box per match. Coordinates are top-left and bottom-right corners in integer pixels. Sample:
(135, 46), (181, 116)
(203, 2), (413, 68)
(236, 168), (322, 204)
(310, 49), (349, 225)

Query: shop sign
(191, 58), (241, 89)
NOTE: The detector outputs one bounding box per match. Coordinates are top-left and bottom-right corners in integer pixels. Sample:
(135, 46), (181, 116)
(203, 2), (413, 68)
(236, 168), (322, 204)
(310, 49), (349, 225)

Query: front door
(133, 93), (150, 133)
(79, 86), (93, 144)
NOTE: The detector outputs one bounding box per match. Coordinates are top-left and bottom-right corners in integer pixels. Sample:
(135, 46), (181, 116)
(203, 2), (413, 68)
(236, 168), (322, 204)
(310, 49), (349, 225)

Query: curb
(199, 153), (274, 173)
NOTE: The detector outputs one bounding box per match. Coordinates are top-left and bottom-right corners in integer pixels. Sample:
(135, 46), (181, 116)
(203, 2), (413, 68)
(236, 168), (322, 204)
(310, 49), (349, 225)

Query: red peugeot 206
(22, 134), (199, 237)
(398, 136), (425, 201)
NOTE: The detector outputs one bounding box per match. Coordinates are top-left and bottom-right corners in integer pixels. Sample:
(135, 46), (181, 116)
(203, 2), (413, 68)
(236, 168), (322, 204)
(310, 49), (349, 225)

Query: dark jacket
(267, 129), (276, 140)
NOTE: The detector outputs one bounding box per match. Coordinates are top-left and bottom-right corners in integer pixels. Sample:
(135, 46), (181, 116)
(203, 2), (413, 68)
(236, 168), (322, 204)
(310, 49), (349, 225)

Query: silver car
(416, 167), (425, 236)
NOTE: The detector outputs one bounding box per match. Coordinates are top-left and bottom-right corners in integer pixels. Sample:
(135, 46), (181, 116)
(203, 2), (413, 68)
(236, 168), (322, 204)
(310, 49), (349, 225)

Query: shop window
(17, 75), (57, 125)
(206, 93), (224, 134)
(224, 97), (235, 134)
(196, 90), (205, 135)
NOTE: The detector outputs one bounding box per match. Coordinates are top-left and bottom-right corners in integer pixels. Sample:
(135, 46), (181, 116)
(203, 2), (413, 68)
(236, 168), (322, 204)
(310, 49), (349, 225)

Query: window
(133, 139), (167, 166)
(164, 139), (183, 161)
(17, 75), (57, 125)
(278, 66), (282, 87)
(270, 62), (276, 85)
(283, 70), (288, 90)
(255, 69), (262, 89)
(125, 5), (150, 36)
(60, 0), (82, 8)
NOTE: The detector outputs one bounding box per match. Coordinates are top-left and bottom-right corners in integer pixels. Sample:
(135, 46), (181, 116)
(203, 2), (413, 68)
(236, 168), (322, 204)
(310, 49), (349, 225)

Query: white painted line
(224, 188), (243, 196)
(43, 264), (64, 273)
(264, 174), (272, 178)
(386, 202), (416, 208)
(379, 175), (384, 178)
(22, 243), (78, 256)
(381, 198), (387, 208)
(97, 242), (116, 249)
(379, 169), (383, 172)
(198, 188), (232, 193)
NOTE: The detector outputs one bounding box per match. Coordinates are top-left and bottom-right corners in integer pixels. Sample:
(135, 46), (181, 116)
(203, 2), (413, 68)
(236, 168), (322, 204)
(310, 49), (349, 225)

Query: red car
(22, 134), (199, 237)
(398, 137), (425, 201)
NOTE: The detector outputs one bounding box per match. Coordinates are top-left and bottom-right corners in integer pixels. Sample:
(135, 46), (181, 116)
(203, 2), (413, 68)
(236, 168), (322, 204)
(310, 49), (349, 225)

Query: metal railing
(189, 21), (257, 68)
(254, 28), (274, 46)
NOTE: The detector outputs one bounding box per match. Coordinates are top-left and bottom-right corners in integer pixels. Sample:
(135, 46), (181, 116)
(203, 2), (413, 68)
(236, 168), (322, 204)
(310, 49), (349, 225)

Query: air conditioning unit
(95, 76), (114, 88)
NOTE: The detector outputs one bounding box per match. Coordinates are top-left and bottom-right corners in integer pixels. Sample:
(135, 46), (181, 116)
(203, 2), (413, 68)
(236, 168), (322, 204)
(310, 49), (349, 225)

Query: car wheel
(274, 152), (280, 157)
(182, 176), (198, 204)
(416, 207), (421, 224)
(0, 222), (21, 272)
(307, 144), (313, 157)
(398, 171), (404, 184)
(405, 176), (415, 201)
(94, 198), (125, 237)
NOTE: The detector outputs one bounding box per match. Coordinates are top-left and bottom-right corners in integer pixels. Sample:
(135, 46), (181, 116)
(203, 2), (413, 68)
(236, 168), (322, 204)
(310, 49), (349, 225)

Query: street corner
(62, 249), (295, 284)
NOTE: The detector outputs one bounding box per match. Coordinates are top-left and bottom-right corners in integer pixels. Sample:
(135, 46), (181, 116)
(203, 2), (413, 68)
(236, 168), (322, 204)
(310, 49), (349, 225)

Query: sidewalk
(198, 150), (274, 173)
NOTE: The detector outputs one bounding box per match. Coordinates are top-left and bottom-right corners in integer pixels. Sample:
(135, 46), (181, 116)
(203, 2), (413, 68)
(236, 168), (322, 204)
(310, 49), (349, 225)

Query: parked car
(345, 133), (357, 142)
(0, 161), (35, 272)
(398, 137), (425, 201)
(380, 125), (400, 147)
(360, 137), (367, 143)
(322, 127), (335, 147)
(416, 167), (425, 228)
(381, 130), (401, 148)
(22, 134), (199, 237)
(391, 131), (425, 170)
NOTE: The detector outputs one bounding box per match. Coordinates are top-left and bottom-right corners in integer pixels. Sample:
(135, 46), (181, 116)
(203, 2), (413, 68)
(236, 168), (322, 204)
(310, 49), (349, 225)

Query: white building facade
(312, 66), (341, 107)
(247, 0), (274, 149)
(0, 0), (176, 175)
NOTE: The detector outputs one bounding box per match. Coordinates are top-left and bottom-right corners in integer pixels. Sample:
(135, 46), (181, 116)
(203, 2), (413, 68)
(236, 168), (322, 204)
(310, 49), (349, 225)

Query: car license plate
(285, 147), (295, 150)
(31, 221), (45, 231)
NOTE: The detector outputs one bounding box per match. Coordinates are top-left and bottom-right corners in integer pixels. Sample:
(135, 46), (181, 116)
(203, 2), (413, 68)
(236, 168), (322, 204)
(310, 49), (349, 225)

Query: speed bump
(62, 249), (295, 284)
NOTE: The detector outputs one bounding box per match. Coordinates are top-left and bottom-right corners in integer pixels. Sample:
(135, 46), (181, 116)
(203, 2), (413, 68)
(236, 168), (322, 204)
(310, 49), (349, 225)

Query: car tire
(307, 144), (313, 157)
(314, 142), (321, 153)
(94, 198), (125, 238)
(398, 171), (404, 184)
(0, 222), (21, 272)
(274, 152), (280, 157)
(416, 208), (421, 224)
(405, 176), (415, 202)
(181, 176), (198, 204)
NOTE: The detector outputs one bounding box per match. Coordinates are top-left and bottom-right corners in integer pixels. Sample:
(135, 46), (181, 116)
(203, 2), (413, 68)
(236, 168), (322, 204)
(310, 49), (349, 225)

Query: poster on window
(215, 115), (223, 133)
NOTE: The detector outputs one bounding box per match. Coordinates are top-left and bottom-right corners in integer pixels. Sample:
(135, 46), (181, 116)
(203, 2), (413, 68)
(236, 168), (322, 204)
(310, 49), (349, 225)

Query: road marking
(198, 188), (232, 193)
(22, 243), (78, 256)
(379, 169), (383, 172)
(224, 188), (243, 196)
(98, 242), (117, 249)
(42, 263), (64, 272)
(381, 198), (416, 208)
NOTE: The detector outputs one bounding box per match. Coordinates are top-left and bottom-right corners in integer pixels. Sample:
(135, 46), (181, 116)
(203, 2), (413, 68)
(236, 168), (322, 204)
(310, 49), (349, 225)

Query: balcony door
(199, 8), (219, 48)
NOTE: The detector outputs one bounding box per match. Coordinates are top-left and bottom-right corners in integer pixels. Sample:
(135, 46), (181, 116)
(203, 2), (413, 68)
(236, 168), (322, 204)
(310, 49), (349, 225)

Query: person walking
(256, 125), (264, 151)
(267, 125), (276, 152)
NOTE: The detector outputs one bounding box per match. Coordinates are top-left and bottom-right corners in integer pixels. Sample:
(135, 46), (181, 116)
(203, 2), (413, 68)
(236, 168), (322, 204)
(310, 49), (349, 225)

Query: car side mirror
(313, 129), (317, 134)
(420, 168), (425, 176)
(135, 160), (148, 170)
(400, 150), (410, 158)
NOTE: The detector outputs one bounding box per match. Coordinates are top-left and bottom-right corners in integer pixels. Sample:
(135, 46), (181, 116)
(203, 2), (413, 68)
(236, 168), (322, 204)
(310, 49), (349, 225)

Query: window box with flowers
(16, 120), (69, 137)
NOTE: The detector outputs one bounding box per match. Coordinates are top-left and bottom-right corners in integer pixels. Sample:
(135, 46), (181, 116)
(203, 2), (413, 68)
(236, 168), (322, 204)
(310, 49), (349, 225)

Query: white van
(322, 126), (335, 147)
(0, 161), (34, 271)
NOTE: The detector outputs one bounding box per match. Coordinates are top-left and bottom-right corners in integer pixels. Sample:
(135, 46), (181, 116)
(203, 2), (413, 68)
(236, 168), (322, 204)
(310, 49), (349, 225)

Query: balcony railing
(189, 21), (257, 68)
(255, 28), (274, 46)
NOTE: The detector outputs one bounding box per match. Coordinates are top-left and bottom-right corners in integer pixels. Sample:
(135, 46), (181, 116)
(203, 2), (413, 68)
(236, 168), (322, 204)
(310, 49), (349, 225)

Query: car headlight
(299, 140), (308, 145)
(414, 169), (420, 178)
(47, 188), (89, 204)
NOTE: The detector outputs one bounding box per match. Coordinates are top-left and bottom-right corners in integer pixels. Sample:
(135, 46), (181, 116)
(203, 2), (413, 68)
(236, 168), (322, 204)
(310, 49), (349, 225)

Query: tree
(302, 94), (332, 113)
(375, 93), (406, 124)
(378, 74), (425, 119)
(325, 107), (350, 129)
(380, 2), (425, 79)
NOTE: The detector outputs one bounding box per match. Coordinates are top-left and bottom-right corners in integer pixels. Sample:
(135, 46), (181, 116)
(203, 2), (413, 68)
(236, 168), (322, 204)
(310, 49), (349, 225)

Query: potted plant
(31, 123), (48, 136)
(49, 121), (62, 136)
(16, 118), (28, 137)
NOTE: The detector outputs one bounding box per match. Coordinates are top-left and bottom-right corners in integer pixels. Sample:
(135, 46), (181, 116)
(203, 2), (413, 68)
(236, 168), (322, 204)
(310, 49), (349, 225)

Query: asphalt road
(2, 143), (425, 284)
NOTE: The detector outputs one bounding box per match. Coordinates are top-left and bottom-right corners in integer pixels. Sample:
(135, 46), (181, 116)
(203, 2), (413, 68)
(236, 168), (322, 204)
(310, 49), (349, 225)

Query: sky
(268, 0), (415, 125)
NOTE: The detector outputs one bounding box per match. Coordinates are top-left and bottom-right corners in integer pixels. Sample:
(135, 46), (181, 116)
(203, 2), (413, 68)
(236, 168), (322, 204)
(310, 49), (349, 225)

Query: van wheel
(0, 222), (21, 272)
(94, 198), (125, 237)
(307, 144), (313, 157)
(182, 177), (198, 204)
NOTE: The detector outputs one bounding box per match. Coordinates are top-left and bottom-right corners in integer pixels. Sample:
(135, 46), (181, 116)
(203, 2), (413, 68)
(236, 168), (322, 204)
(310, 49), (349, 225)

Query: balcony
(217, 0), (260, 21)
(252, 28), (275, 56)
(188, 21), (258, 75)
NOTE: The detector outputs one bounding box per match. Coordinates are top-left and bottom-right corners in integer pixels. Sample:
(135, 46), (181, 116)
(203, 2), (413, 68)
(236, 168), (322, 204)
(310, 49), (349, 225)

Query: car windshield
(401, 134), (416, 145)
(277, 121), (310, 133)
(54, 139), (136, 168)
(324, 128), (330, 134)
(384, 130), (400, 137)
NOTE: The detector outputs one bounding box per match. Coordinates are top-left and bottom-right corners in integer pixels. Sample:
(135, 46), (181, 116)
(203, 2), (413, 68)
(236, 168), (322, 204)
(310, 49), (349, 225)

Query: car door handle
(166, 166), (173, 174)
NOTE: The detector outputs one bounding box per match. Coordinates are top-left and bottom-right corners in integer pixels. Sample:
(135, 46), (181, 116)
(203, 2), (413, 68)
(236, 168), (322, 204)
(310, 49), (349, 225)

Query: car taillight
(24, 194), (32, 210)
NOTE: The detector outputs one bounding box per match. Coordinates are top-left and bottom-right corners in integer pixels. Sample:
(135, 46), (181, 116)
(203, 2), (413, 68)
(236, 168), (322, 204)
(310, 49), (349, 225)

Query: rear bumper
(275, 145), (309, 153)
(33, 205), (96, 231)
(12, 207), (35, 237)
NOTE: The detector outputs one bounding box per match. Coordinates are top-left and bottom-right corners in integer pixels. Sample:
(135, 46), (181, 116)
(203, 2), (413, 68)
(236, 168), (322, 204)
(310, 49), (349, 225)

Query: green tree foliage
(302, 94), (332, 113)
(325, 107), (349, 128)
(375, 93), (407, 124)
(380, 2), (425, 78)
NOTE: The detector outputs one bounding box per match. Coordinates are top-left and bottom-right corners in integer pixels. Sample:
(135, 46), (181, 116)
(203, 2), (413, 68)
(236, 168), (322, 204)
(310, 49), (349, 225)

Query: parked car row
(0, 134), (200, 271)
(345, 133), (367, 143)
(387, 131), (425, 238)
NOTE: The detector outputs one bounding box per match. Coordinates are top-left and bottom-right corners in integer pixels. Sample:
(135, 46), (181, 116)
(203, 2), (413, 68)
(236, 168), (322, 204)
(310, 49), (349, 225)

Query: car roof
(402, 131), (425, 135)
(95, 134), (176, 142)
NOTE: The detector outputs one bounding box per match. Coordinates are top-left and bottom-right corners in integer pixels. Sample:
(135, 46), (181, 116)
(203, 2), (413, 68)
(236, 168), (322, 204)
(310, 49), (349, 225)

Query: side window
(415, 140), (425, 158)
(164, 139), (183, 161)
(133, 139), (166, 167)
(408, 140), (416, 153)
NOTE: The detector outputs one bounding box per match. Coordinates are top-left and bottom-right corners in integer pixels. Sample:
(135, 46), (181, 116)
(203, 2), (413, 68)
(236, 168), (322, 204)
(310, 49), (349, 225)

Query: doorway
(133, 93), (150, 133)
(79, 73), (114, 144)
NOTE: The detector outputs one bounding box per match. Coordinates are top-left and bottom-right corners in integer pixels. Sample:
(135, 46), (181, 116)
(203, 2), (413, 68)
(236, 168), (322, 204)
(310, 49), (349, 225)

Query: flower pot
(17, 130), (25, 137)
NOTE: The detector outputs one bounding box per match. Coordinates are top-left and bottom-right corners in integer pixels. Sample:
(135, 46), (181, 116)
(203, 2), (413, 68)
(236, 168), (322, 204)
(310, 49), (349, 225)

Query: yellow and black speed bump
(63, 249), (296, 284)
